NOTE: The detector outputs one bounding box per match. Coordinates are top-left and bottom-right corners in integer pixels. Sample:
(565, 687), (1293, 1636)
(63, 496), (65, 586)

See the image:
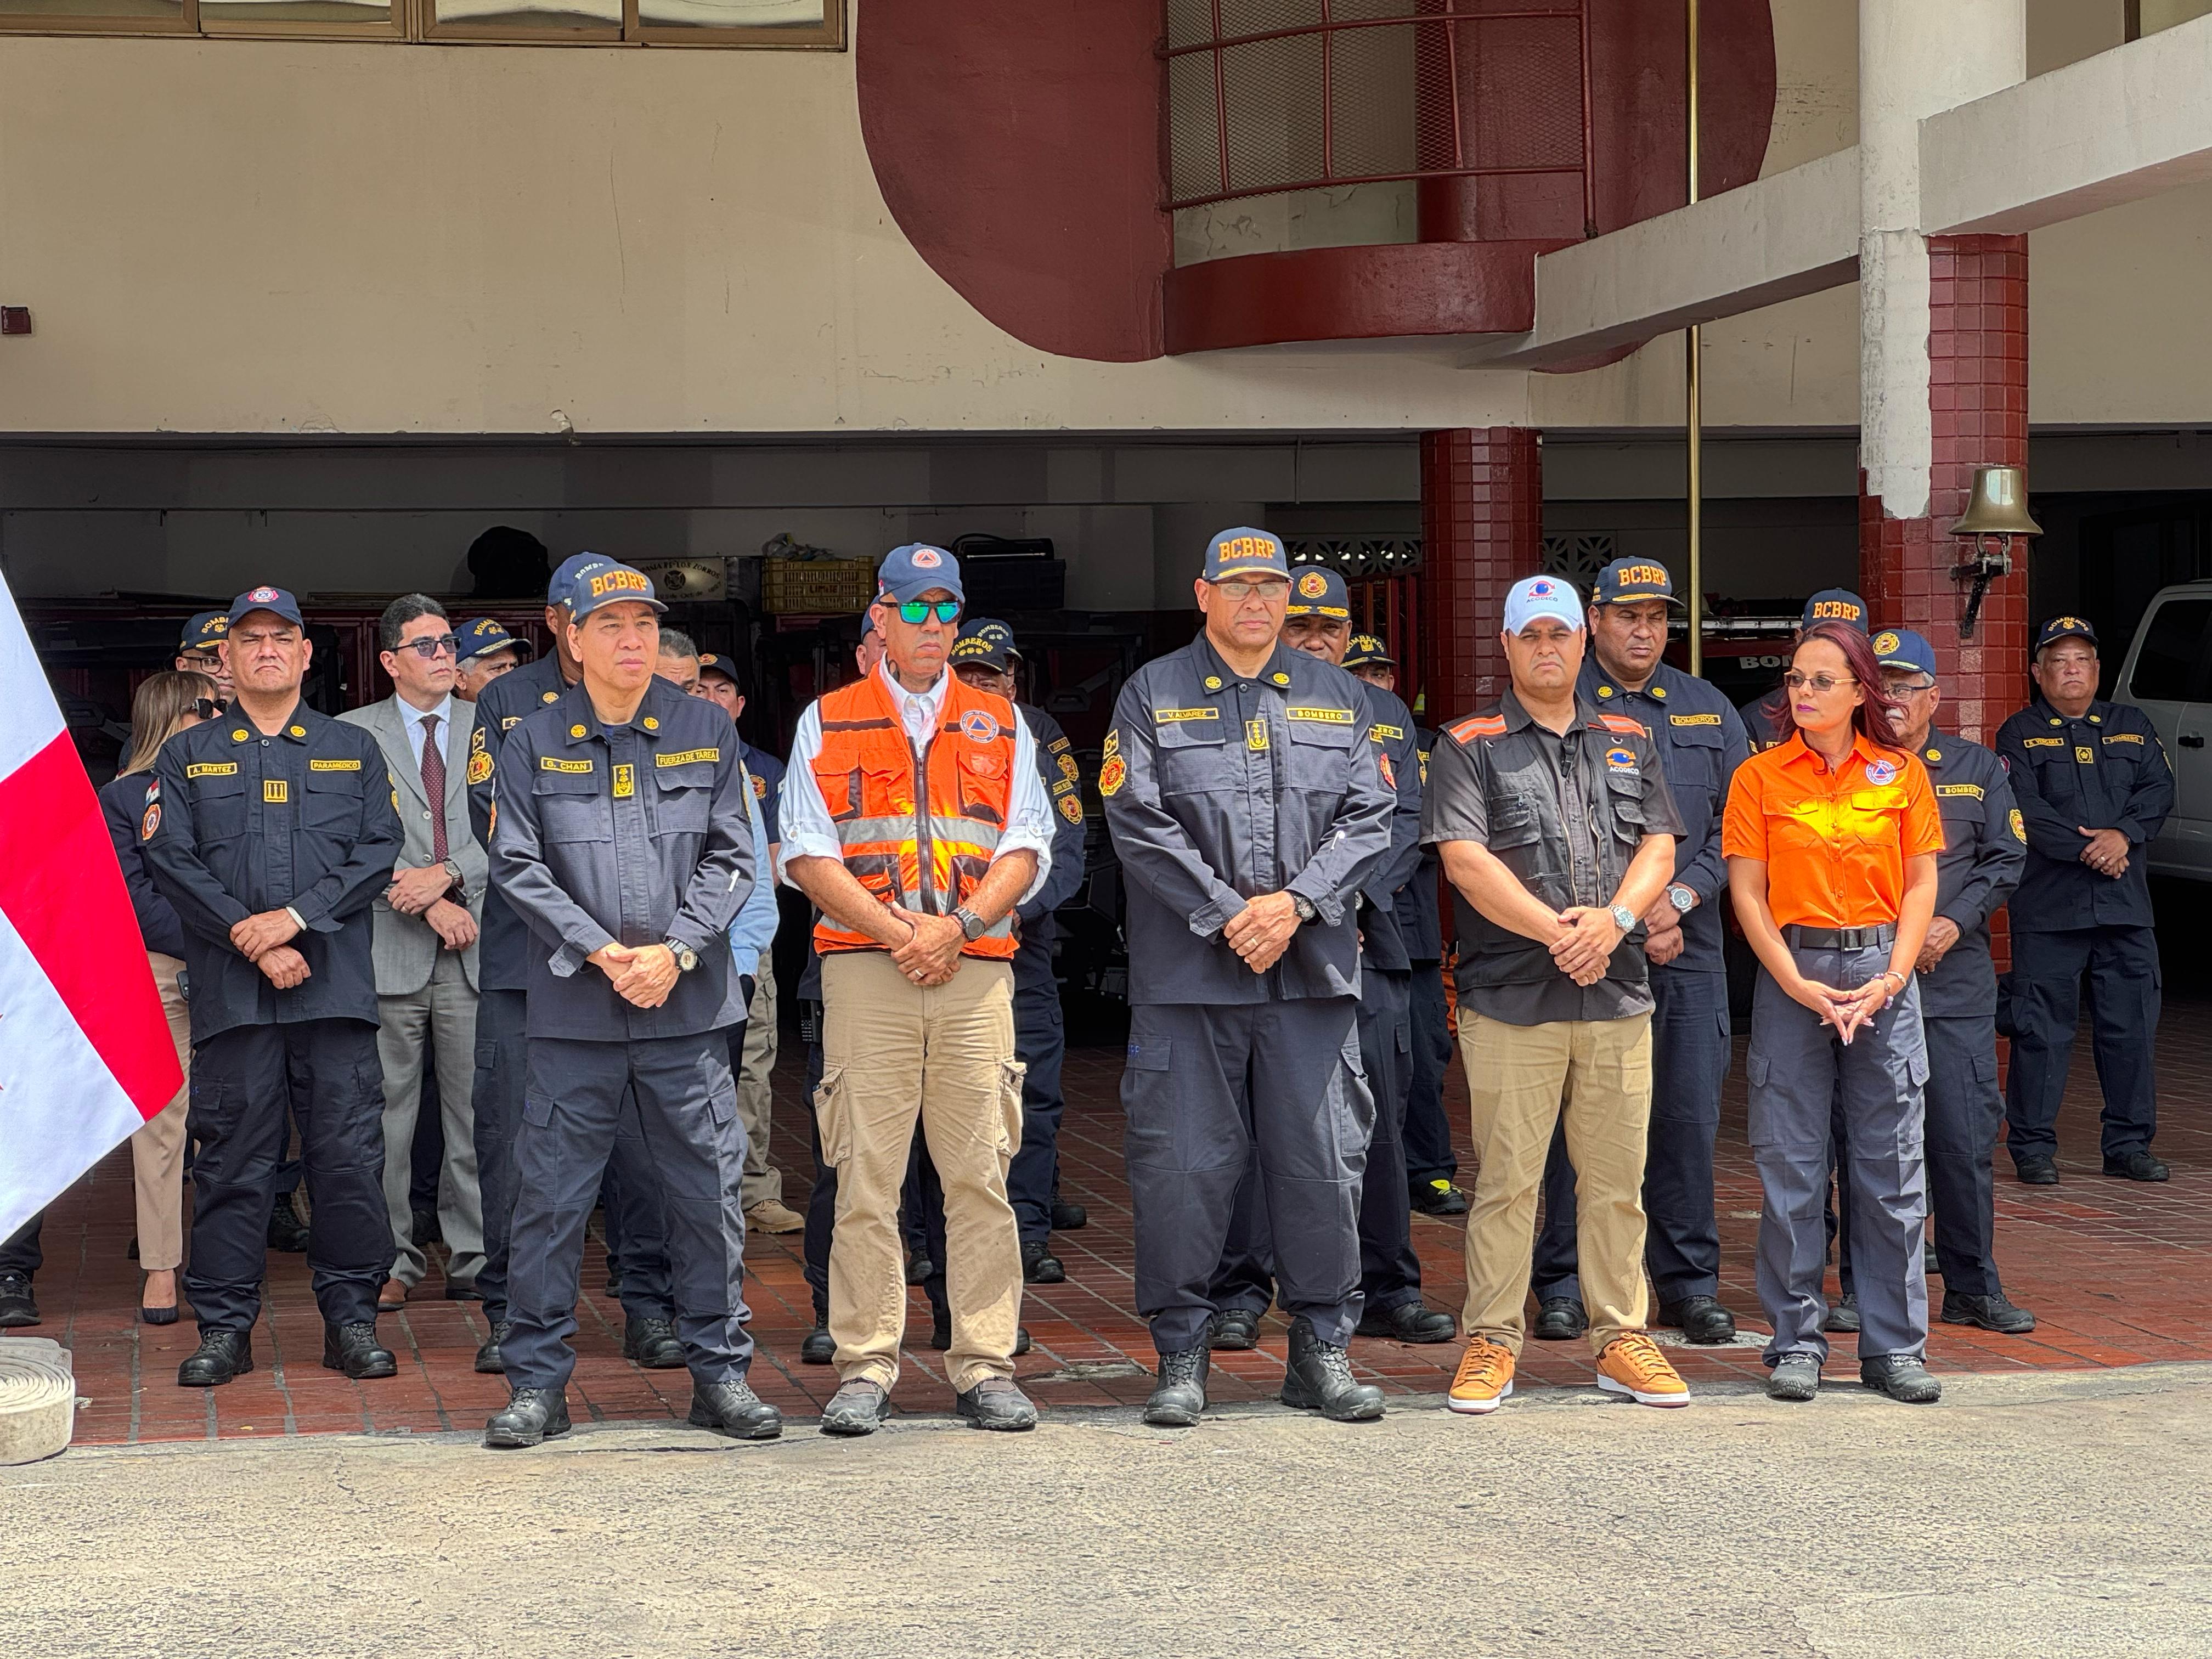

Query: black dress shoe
(442, 1278), (484, 1302)
(1942, 1289), (2036, 1334)
(820, 1379), (891, 1437)
(1144, 1348), (1209, 1427)
(1280, 1316), (1385, 1422)
(1354, 1301), (1457, 1344)
(1410, 1179), (1470, 1217)
(904, 1252), (935, 1286)
(1822, 1293), (1860, 1334)
(927, 1305), (1030, 1355)
(411, 1205), (443, 1247)
(1658, 1296), (1738, 1344)
(0, 1271), (41, 1328)
(1925, 1244), (1940, 1278)
(1531, 1297), (1586, 1341)
(1208, 1307), (1261, 1351)
(800, 1323), (837, 1365)
(1860, 1353), (1942, 1403)
(484, 1387), (571, 1449)
(324, 1322), (398, 1379)
(474, 1321), (511, 1374)
(623, 1316), (687, 1369)
(1022, 1239), (1065, 1285)
(1051, 1199), (1089, 1232)
(2013, 1154), (2060, 1186)
(2103, 1150), (2170, 1182)
(690, 1378), (784, 1440)
(955, 1377), (1038, 1431)
(266, 1193), (310, 1253)
(178, 1328), (254, 1387)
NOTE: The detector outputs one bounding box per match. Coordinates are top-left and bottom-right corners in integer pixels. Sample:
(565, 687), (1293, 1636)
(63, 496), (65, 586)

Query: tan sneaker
(1596, 1333), (1691, 1407)
(1446, 1336), (1515, 1415)
(745, 1199), (805, 1235)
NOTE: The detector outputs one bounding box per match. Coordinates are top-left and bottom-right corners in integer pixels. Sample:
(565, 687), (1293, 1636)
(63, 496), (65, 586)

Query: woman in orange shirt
(1722, 620), (1943, 1406)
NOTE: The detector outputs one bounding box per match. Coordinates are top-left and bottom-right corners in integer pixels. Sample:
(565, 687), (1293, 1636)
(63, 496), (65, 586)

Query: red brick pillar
(1420, 427), (1542, 724)
(1859, 234), (2030, 744)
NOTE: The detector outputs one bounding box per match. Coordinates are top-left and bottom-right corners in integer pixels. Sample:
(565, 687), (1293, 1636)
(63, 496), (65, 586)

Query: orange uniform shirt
(1721, 731), (1945, 929)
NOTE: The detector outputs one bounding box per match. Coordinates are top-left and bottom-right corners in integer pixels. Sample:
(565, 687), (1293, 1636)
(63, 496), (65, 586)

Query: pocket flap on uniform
(1125, 1036), (1172, 1071)
(532, 766), (602, 796)
(1746, 1049), (1771, 1087)
(1284, 708), (1356, 747)
(1153, 715), (1226, 750)
(1969, 1046), (1998, 1084)
(1486, 803), (1541, 851)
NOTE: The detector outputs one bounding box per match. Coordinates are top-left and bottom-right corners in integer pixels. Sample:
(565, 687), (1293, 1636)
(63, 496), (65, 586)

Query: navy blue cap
(227, 585), (304, 630)
(2035, 614), (2098, 654)
(1871, 627), (1937, 680)
(1202, 527), (1290, 584)
(549, 552), (614, 607)
(859, 610), (879, 642)
(1342, 633), (1395, 669)
(950, 617), (1019, 673)
(1284, 566), (1351, 618)
(876, 544), (964, 605)
(1590, 557), (1683, 608)
(179, 611), (229, 653)
(456, 618), (530, 665)
(696, 651), (742, 685)
(1802, 589), (1869, 632)
(567, 562), (667, 620)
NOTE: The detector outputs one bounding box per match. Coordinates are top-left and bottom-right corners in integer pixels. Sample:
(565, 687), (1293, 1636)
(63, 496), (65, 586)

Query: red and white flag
(0, 571), (183, 1240)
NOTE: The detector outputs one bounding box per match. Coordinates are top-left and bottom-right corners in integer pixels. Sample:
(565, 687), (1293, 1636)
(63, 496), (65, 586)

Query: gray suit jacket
(338, 696), (486, 996)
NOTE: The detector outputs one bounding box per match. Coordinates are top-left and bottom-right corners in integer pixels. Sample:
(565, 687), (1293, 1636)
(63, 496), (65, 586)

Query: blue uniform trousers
(504, 1032), (753, 1391)
(1532, 967), (1729, 1307)
(1004, 961), (1069, 1249)
(2004, 923), (2161, 1164)
(185, 1018), (390, 1333)
(1748, 944), (1929, 1365)
(598, 1087), (680, 1324)
(470, 988), (528, 1325)
(1401, 962), (1458, 1187)
(1127, 998), (1369, 1354)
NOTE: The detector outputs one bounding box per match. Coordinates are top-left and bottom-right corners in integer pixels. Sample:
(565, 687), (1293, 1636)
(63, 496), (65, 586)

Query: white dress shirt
(779, 659), (1052, 905)
(398, 693), (456, 774)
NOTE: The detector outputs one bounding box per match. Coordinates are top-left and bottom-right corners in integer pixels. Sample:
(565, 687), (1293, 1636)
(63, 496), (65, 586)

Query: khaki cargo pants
(817, 950), (1025, 1392)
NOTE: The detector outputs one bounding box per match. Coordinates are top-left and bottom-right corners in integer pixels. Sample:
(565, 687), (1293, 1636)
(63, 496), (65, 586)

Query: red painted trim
(0, 734), (180, 1119)
(1164, 240), (1570, 355)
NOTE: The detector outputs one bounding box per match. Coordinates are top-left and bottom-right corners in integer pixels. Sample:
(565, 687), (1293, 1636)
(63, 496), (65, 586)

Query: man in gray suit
(341, 595), (488, 1306)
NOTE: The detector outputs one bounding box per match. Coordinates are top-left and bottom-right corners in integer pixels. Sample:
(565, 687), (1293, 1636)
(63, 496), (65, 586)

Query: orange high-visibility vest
(809, 669), (1021, 960)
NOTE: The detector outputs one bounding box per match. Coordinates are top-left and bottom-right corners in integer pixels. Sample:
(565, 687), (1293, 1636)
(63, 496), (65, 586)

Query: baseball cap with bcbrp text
(876, 544), (965, 606)
(1203, 527), (1290, 584)
(950, 618), (1020, 673)
(567, 562), (667, 621)
(1285, 567), (1351, 619)
(1802, 589), (1869, 632)
(549, 552), (616, 608)
(1342, 633), (1396, 670)
(1590, 558), (1683, 608)
(226, 586), (305, 631)
(1503, 575), (1584, 635)
(456, 618), (531, 667)
(1872, 628), (1937, 681)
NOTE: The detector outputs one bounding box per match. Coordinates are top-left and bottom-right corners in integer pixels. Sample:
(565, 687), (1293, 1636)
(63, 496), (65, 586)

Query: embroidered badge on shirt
(540, 757), (594, 773)
(263, 780), (289, 804)
(654, 749), (720, 767)
(1248, 719), (1269, 752)
(187, 762), (238, 779)
(2075, 746), (2095, 764)
(1102, 729), (1121, 761)
(1378, 751), (1396, 789)
(751, 772), (767, 799)
(2011, 809), (2027, 843)
(613, 763), (635, 799)
(467, 749), (494, 785)
(1098, 754), (1126, 797)
(1671, 714), (1722, 727)
(1286, 707), (1352, 724)
(961, 709), (1000, 743)
(140, 802), (161, 840)
(1058, 753), (1081, 784)
(1865, 760), (1898, 785)
(308, 758), (361, 771)
(1605, 746), (1637, 773)
(1057, 793), (1084, 826)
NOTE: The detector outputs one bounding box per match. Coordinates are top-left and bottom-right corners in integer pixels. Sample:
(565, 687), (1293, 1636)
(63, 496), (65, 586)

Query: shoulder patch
(1058, 753), (1081, 784)
(1098, 754), (1126, 797)
(1047, 735), (1070, 755)
(1446, 714), (1508, 742)
(541, 757), (595, 774)
(1670, 713), (1723, 727)
(1369, 723), (1406, 741)
(1057, 792), (1084, 826)
(467, 748), (495, 786)
(2010, 808), (2027, 843)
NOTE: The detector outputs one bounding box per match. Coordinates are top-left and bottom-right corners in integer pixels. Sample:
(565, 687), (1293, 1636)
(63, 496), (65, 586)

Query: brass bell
(1948, 466), (2044, 539)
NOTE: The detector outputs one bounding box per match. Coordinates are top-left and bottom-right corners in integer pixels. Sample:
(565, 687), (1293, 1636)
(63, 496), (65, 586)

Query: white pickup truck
(2114, 581), (2212, 877)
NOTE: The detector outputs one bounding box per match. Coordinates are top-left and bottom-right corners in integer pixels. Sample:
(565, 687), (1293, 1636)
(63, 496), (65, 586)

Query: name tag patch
(308, 758), (361, 772)
(1935, 783), (1985, 799)
(185, 762), (238, 780)
(541, 757), (595, 774)
(1671, 713), (1723, 727)
(2022, 737), (2062, 748)
(1370, 723), (1406, 741)
(1154, 708), (1218, 724)
(1285, 707), (1353, 724)
(654, 748), (720, 768)
(2104, 732), (2146, 745)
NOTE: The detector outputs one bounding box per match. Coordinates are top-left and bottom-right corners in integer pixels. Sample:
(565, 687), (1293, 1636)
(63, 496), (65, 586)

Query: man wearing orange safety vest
(782, 544), (1057, 1437)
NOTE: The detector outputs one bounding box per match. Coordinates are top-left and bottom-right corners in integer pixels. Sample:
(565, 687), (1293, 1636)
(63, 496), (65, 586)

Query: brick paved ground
(26, 983), (2212, 1446)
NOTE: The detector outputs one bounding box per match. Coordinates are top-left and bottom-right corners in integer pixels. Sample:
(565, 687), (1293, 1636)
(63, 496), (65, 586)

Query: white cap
(1502, 575), (1584, 634)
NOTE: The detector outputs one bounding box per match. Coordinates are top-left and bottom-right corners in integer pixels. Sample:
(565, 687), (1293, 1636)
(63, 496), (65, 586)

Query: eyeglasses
(1213, 578), (1290, 601)
(191, 697), (226, 720)
(396, 634), (460, 659)
(892, 600), (961, 625)
(1783, 671), (1859, 693)
(1886, 676), (1937, 693)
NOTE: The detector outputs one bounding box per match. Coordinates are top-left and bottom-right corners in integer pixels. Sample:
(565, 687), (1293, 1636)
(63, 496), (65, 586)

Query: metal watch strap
(663, 938), (697, 972)
(953, 906), (989, 942)
(1609, 902), (1638, 933)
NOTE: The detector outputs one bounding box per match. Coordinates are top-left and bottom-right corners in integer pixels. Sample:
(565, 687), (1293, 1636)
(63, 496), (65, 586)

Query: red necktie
(420, 713), (448, 863)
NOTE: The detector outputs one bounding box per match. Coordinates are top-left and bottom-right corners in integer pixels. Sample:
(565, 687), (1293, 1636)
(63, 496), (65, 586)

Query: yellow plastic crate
(760, 557), (877, 616)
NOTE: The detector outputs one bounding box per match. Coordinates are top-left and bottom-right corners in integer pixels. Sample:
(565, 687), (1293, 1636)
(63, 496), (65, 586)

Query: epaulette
(1446, 713), (1508, 742)
(1596, 713), (1647, 737)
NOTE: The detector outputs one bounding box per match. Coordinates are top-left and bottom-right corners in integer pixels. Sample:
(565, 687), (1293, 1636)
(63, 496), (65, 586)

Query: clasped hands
(889, 905), (966, 988)
(1225, 891), (1304, 975)
(1548, 905), (1625, 988)
(1782, 967), (1897, 1046)
(231, 909), (309, 990)
(2078, 826), (2129, 879)
(588, 941), (681, 1008)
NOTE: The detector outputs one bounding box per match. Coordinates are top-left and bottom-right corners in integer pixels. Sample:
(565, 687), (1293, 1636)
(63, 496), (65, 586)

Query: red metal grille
(1164, 0), (1594, 233)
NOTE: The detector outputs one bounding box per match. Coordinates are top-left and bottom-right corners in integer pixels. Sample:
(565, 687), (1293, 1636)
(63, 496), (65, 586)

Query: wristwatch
(662, 938), (698, 973)
(952, 905), (991, 943)
(1290, 894), (1318, 923)
(1666, 884), (1696, 915)
(443, 857), (467, 899)
(1608, 902), (1638, 934)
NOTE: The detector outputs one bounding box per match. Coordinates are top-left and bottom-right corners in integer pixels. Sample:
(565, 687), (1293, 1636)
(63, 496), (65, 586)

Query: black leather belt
(1785, 924), (1895, 951)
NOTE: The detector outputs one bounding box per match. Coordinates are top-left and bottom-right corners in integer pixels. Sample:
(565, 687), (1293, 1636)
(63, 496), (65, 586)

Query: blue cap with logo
(1342, 633), (1396, 669)
(1284, 566), (1351, 619)
(179, 611), (229, 653)
(1202, 527), (1290, 584)
(567, 561), (667, 620)
(876, 543), (964, 605)
(227, 585), (305, 630)
(1802, 588), (1870, 632)
(1503, 574), (1584, 634)
(1871, 627), (1937, 680)
(696, 651), (742, 686)
(549, 552), (614, 607)
(2035, 614), (2097, 654)
(950, 617), (1020, 673)
(456, 617), (531, 665)
(1590, 557), (1683, 608)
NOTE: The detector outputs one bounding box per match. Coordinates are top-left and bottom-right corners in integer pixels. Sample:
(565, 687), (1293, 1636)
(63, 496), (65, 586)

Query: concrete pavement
(9, 1364), (2211, 1657)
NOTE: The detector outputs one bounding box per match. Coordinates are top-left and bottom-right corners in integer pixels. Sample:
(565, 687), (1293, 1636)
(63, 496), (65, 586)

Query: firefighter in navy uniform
(1103, 527), (1395, 1430)
(1531, 558), (1751, 1346)
(484, 561), (774, 1449)
(1995, 616), (2175, 1185)
(145, 586), (404, 1388)
(947, 618), (1091, 1285)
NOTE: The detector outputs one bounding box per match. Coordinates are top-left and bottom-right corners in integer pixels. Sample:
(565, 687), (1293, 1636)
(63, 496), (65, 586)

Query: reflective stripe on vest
(810, 672), (1021, 960)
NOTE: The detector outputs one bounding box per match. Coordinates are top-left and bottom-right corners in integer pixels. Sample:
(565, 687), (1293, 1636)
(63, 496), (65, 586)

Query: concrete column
(1419, 427), (1542, 723)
